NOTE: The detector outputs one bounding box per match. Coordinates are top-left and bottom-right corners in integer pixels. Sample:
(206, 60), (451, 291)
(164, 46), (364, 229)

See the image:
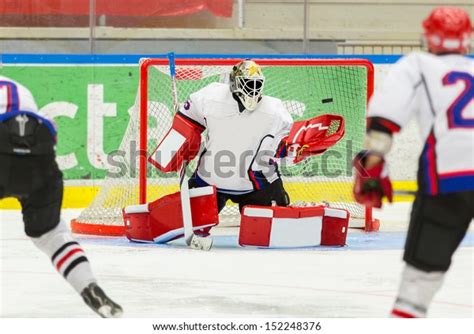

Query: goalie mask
(230, 60), (265, 111)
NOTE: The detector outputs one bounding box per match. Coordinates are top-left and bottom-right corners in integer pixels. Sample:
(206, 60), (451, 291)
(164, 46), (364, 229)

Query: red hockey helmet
(423, 7), (472, 54)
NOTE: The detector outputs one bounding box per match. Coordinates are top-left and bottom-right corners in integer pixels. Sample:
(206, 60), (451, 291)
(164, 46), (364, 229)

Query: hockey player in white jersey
(353, 7), (473, 317)
(177, 60), (293, 209)
(0, 76), (123, 317)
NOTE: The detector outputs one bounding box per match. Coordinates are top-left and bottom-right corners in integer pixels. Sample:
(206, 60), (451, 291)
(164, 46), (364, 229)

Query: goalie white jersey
(368, 51), (474, 194)
(179, 82), (293, 194)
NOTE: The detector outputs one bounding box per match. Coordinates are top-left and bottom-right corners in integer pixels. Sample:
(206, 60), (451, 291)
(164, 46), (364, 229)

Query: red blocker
(239, 205), (349, 248)
(123, 186), (219, 243)
(148, 113), (203, 173)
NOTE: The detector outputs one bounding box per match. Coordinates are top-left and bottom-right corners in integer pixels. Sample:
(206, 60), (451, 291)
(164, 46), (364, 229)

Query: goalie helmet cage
(71, 55), (378, 236)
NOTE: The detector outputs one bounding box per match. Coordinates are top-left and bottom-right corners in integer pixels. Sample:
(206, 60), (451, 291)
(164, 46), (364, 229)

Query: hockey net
(71, 57), (375, 236)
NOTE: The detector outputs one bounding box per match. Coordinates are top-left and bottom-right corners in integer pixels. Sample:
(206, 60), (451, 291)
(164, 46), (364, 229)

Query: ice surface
(0, 203), (472, 318)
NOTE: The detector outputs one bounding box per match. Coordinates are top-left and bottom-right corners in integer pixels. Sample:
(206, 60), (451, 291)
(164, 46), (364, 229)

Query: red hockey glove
(281, 114), (345, 163)
(353, 151), (393, 208)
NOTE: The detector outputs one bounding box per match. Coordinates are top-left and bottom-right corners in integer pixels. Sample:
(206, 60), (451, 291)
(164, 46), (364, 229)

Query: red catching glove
(282, 114), (345, 163)
(353, 151), (393, 208)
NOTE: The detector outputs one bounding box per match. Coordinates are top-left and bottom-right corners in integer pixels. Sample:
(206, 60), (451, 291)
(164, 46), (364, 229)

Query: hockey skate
(81, 283), (123, 318)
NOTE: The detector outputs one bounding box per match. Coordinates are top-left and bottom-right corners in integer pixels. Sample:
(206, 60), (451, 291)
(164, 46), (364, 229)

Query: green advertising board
(0, 65), (138, 180)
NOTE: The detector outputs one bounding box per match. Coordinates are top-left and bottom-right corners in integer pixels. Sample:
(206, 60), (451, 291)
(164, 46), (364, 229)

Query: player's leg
(18, 155), (123, 317)
(0, 154), (10, 199)
(236, 178), (290, 211)
(216, 194), (229, 212)
(189, 173), (229, 212)
(392, 191), (473, 317)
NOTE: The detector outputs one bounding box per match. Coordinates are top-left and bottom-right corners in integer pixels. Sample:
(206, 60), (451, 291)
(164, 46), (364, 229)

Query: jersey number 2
(0, 81), (20, 113)
(442, 71), (474, 129)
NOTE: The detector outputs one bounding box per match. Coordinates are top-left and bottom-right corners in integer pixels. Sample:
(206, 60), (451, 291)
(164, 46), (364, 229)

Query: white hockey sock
(31, 220), (97, 294)
(391, 264), (445, 318)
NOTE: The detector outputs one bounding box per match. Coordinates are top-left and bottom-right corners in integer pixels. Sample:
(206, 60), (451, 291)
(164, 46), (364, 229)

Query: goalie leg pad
(239, 205), (349, 248)
(123, 186), (219, 243)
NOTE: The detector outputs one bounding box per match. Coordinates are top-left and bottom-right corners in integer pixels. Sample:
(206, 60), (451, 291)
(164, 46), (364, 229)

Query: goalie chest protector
(239, 205), (349, 248)
(123, 186), (219, 243)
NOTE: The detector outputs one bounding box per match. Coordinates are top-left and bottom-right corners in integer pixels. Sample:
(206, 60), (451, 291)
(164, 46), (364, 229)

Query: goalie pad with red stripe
(277, 114), (345, 164)
(148, 113), (204, 172)
(123, 186), (219, 243)
(239, 205), (349, 248)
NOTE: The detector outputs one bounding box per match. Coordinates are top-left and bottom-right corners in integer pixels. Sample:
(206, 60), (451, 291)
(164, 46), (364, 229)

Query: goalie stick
(179, 161), (213, 251)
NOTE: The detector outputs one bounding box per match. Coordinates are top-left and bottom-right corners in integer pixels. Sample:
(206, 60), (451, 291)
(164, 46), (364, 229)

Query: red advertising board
(0, 0), (233, 18)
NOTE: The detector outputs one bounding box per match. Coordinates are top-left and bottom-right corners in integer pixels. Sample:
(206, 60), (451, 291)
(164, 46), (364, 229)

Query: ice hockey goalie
(124, 59), (349, 248)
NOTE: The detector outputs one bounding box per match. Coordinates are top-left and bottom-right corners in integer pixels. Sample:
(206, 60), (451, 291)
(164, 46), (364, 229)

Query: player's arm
(148, 92), (206, 172)
(177, 91), (206, 128)
(353, 54), (421, 208)
(352, 118), (400, 208)
(275, 114), (345, 164)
